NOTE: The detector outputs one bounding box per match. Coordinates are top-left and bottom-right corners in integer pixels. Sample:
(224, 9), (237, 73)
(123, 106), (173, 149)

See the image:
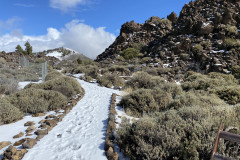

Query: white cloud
(50, 0), (88, 12)
(0, 20), (116, 59)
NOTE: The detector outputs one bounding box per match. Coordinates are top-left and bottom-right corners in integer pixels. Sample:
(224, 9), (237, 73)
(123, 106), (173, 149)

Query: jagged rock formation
(97, 0), (240, 74)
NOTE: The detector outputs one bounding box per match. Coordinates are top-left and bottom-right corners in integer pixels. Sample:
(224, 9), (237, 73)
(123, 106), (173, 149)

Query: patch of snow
(46, 51), (63, 60)
(214, 64), (222, 66)
(18, 80), (42, 90)
(175, 81), (181, 85)
(22, 79), (120, 160)
(0, 111), (56, 155)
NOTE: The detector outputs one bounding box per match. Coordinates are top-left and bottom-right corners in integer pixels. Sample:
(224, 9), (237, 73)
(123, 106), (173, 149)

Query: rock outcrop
(97, 0), (240, 75)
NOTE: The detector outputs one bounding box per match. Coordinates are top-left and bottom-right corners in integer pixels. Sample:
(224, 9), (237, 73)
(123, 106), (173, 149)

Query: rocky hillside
(97, 0), (240, 75)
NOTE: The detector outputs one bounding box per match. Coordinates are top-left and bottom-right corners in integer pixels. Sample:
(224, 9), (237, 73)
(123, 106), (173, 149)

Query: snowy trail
(22, 79), (120, 160)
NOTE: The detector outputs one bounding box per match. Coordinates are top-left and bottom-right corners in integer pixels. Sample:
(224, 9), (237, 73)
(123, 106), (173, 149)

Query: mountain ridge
(97, 0), (240, 75)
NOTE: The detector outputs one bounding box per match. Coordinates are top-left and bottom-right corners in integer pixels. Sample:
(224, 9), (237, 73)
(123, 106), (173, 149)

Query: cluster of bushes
(0, 66), (40, 82)
(25, 71), (82, 98)
(182, 72), (239, 105)
(97, 73), (125, 89)
(0, 70), (83, 124)
(117, 105), (240, 159)
(125, 71), (165, 90)
(117, 70), (240, 159)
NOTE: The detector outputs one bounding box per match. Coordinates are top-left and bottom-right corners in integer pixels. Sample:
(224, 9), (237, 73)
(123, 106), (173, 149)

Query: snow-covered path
(22, 79), (120, 160)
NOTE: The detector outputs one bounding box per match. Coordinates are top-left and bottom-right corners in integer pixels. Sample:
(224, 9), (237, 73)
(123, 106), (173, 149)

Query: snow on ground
(18, 80), (42, 89)
(46, 52), (63, 60)
(22, 79), (120, 160)
(0, 111), (56, 156)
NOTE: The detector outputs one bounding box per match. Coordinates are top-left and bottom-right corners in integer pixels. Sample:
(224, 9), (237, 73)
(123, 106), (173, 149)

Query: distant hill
(97, 0), (240, 75)
(36, 47), (91, 62)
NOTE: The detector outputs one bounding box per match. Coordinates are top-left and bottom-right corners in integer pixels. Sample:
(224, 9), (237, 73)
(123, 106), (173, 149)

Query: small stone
(24, 121), (35, 126)
(13, 132), (24, 139)
(45, 114), (56, 119)
(13, 139), (25, 146)
(34, 129), (48, 135)
(0, 141), (11, 150)
(22, 138), (36, 149)
(32, 113), (45, 117)
(26, 126), (36, 132)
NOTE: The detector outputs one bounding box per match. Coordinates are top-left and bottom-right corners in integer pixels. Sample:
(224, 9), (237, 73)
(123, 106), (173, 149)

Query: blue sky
(0, 0), (191, 59)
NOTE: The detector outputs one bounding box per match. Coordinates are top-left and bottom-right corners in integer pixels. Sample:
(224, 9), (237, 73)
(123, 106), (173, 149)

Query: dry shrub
(170, 90), (226, 109)
(0, 99), (24, 124)
(6, 88), (67, 114)
(45, 71), (63, 81)
(0, 78), (19, 95)
(182, 72), (238, 91)
(97, 73), (125, 88)
(120, 82), (183, 117)
(119, 89), (158, 117)
(125, 71), (165, 90)
(108, 65), (131, 76)
(117, 105), (240, 160)
(26, 76), (83, 98)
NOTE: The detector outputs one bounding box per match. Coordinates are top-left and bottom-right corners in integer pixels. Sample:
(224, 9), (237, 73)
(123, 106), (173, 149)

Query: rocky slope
(97, 0), (240, 74)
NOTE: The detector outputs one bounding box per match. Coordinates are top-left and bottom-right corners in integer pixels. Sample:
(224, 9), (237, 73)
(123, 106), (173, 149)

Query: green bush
(117, 105), (240, 160)
(125, 71), (165, 90)
(45, 71), (63, 81)
(6, 88), (67, 114)
(215, 86), (240, 105)
(225, 25), (238, 36)
(192, 44), (203, 53)
(26, 76), (82, 98)
(120, 48), (140, 60)
(224, 38), (240, 48)
(0, 99), (24, 124)
(232, 65), (240, 79)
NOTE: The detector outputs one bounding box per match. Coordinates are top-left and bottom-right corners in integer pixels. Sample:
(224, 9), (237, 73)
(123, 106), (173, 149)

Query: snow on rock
(22, 79), (120, 160)
(46, 52), (63, 60)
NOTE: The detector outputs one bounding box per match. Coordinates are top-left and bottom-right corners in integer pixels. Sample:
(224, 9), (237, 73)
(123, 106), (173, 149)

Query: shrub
(120, 48), (140, 60)
(6, 88), (67, 114)
(215, 86), (240, 105)
(45, 71), (63, 81)
(97, 73), (125, 88)
(170, 90), (226, 109)
(26, 76), (82, 98)
(108, 65), (131, 76)
(119, 89), (158, 117)
(192, 44), (203, 53)
(0, 78), (19, 95)
(182, 72), (237, 91)
(232, 65), (240, 79)
(0, 99), (24, 124)
(225, 25), (238, 36)
(224, 38), (240, 48)
(125, 71), (165, 90)
(117, 105), (240, 160)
